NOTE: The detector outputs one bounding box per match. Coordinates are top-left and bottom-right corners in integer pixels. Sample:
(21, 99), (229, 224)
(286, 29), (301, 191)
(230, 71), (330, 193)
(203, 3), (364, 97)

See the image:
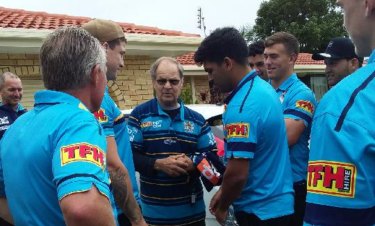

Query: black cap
(312, 37), (359, 60)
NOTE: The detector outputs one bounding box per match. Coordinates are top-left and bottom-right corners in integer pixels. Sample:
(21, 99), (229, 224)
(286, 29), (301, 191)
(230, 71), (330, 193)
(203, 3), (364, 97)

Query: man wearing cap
(312, 37), (363, 89)
(82, 19), (146, 226)
(304, 0), (375, 225)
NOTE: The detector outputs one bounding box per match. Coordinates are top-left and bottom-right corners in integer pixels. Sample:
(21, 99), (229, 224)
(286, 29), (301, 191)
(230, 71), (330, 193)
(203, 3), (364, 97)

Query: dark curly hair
(248, 40), (265, 57)
(194, 27), (248, 66)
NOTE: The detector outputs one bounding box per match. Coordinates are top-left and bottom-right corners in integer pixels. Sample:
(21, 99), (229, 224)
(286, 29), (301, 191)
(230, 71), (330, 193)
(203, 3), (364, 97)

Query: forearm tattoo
(108, 168), (142, 222)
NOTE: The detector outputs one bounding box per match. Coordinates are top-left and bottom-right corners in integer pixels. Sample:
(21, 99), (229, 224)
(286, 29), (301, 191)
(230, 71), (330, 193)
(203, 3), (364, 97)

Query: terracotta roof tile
(176, 52), (324, 65)
(296, 53), (324, 65)
(0, 7), (199, 37)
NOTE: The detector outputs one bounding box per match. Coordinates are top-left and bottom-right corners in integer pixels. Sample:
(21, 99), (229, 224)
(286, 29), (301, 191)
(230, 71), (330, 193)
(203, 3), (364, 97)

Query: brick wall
(0, 53), (40, 79)
(193, 76), (210, 104)
(0, 53), (155, 110)
(110, 55), (154, 110)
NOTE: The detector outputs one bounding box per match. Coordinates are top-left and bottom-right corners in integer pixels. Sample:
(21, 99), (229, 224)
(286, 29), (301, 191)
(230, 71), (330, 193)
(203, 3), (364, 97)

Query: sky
(0, 0), (265, 36)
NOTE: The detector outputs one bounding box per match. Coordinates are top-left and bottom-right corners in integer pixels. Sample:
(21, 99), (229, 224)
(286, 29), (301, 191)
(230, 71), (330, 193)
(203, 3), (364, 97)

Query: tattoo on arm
(108, 168), (129, 209)
(108, 168), (143, 223)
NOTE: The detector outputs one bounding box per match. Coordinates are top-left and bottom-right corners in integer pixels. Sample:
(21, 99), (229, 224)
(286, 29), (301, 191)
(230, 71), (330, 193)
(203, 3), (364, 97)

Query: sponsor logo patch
(152, 120), (162, 128)
(307, 161), (356, 198)
(141, 120), (162, 128)
(225, 123), (249, 139)
(141, 121), (152, 128)
(93, 108), (108, 123)
(296, 100), (314, 114)
(61, 143), (105, 169)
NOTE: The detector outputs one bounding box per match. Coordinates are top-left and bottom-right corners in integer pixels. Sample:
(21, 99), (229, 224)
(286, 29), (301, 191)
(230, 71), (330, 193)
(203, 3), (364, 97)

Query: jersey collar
(154, 98), (185, 121)
(34, 90), (89, 111)
(276, 73), (298, 92)
(224, 70), (257, 104)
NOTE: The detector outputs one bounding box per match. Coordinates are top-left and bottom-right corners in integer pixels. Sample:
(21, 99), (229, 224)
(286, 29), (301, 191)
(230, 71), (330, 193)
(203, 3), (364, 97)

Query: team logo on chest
(0, 116), (9, 125)
(184, 121), (195, 133)
(307, 161), (356, 198)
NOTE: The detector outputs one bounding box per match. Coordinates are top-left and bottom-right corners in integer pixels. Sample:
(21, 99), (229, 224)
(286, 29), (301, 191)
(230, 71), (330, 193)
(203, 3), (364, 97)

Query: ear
(90, 64), (103, 87)
(365, 0), (375, 17)
(223, 57), (233, 70)
(290, 53), (298, 64)
(180, 77), (184, 87)
(102, 42), (109, 52)
(349, 58), (360, 70)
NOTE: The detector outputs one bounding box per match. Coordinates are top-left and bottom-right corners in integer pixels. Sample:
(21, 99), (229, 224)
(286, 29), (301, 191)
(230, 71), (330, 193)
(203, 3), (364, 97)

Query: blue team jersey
(275, 73), (317, 182)
(0, 90), (115, 225)
(304, 50), (375, 226)
(224, 71), (294, 220)
(93, 88), (140, 213)
(127, 98), (217, 225)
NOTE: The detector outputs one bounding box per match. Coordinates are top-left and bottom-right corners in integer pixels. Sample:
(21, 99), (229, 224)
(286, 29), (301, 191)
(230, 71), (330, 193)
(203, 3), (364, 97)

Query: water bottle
(224, 206), (238, 226)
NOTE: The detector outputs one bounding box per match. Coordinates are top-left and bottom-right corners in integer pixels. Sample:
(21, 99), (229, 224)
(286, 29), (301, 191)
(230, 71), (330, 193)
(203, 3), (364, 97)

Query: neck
(64, 87), (95, 112)
(158, 101), (180, 110)
(4, 103), (19, 111)
(271, 69), (294, 89)
(232, 66), (252, 89)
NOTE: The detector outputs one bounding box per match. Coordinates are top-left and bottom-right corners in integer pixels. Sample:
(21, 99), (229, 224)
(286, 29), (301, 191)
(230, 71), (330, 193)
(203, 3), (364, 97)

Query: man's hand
(210, 189), (228, 226)
(176, 154), (195, 172)
(131, 218), (148, 226)
(154, 154), (188, 177)
(214, 207), (228, 226)
(209, 188), (222, 215)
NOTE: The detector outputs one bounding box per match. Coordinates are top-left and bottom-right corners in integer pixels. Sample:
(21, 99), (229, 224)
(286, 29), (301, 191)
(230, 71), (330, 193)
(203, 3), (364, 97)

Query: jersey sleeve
(224, 104), (259, 160)
(0, 152), (5, 197)
(52, 116), (111, 201)
(197, 121), (217, 153)
(93, 93), (121, 137)
(284, 91), (316, 127)
(127, 109), (145, 153)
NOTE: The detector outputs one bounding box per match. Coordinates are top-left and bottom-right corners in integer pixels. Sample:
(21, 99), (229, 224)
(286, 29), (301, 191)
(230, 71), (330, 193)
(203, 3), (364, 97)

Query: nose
(164, 81), (172, 88)
(264, 57), (271, 67)
(14, 90), (20, 97)
(119, 59), (124, 68)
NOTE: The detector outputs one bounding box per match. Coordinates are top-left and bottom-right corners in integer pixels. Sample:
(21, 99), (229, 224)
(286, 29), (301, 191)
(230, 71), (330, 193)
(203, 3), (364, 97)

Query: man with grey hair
(0, 27), (116, 225)
(0, 72), (27, 140)
(82, 19), (145, 226)
(127, 57), (218, 225)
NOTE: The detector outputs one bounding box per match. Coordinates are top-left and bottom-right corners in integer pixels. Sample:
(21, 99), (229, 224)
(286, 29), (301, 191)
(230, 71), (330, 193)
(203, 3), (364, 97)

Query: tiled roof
(0, 7), (199, 37)
(176, 52), (324, 65)
(296, 53), (324, 65)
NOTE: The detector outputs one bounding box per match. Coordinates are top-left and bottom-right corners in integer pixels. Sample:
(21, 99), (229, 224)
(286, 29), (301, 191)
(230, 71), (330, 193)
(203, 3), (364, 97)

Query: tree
(247, 0), (347, 52)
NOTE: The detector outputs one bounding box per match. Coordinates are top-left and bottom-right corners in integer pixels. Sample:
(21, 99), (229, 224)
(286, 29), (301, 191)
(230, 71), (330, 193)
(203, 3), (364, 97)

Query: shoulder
(56, 103), (99, 126)
(183, 106), (206, 125)
(130, 99), (156, 118)
(241, 77), (281, 110)
(291, 79), (315, 98)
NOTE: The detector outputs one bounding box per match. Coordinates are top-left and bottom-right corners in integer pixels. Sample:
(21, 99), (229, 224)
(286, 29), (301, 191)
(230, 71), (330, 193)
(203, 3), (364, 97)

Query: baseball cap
(82, 19), (125, 43)
(312, 37), (359, 60)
